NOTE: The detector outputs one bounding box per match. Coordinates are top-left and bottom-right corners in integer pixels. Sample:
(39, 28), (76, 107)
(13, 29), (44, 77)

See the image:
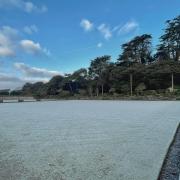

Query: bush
(78, 89), (87, 96)
(58, 90), (71, 97)
(135, 83), (146, 94)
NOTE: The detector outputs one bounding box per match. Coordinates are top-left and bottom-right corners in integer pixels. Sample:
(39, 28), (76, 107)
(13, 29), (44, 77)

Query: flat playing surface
(0, 101), (179, 180)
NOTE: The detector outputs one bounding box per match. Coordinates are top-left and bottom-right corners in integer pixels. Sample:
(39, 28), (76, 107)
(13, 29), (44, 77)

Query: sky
(0, 0), (180, 89)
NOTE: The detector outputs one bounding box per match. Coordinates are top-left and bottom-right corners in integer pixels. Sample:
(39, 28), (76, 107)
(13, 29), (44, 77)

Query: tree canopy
(17, 14), (180, 98)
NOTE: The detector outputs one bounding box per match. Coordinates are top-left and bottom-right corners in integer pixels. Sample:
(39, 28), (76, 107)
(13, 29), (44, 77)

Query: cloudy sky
(0, 0), (179, 89)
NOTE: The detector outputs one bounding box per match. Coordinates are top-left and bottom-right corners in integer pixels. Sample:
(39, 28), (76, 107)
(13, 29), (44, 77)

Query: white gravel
(0, 100), (179, 180)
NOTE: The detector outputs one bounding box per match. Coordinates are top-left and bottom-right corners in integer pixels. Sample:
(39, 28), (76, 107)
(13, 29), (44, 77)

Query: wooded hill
(10, 15), (180, 99)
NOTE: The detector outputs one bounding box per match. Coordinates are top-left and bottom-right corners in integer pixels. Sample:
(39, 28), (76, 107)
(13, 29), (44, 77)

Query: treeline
(17, 15), (180, 98)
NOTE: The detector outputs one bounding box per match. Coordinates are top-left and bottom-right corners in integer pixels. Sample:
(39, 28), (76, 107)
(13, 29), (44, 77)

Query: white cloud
(112, 25), (121, 32)
(98, 24), (112, 40)
(0, 0), (47, 13)
(20, 39), (50, 56)
(24, 25), (38, 34)
(14, 62), (61, 79)
(0, 63), (61, 89)
(1, 26), (19, 37)
(0, 25), (50, 57)
(0, 47), (14, 57)
(20, 40), (41, 54)
(80, 19), (139, 40)
(0, 73), (25, 89)
(118, 20), (139, 35)
(0, 70), (54, 90)
(0, 25), (51, 57)
(0, 26), (18, 57)
(80, 19), (93, 32)
(0, 73), (22, 82)
(97, 42), (103, 48)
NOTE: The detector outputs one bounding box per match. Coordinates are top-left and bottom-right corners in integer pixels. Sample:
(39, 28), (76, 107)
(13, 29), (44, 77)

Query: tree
(155, 44), (169, 61)
(47, 75), (64, 95)
(22, 83), (33, 95)
(118, 34), (153, 64)
(123, 64), (145, 96)
(70, 68), (88, 92)
(18, 14), (180, 98)
(88, 55), (111, 96)
(157, 15), (180, 61)
(157, 61), (180, 92)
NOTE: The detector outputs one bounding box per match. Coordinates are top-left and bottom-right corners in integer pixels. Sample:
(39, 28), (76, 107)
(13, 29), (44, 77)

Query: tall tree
(118, 34), (153, 64)
(47, 75), (64, 95)
(157, 15), (180, 61)
(155, 44), (169, 61)
(88, 55), (111, 96)
(70, 68), (88, 93)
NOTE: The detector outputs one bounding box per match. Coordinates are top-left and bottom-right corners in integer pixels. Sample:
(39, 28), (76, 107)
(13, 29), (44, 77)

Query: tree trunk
(68, 82), (73, 93)
(89, 86), (93, 97)
(176, 50), (180, 61)
(171, 73), (174, 92)
(130, 74), (133, 96)
(96, 86), (99, 97)
(101, 84), (104, 96)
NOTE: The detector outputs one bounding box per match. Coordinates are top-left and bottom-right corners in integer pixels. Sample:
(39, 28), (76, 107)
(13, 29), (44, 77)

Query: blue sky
(0, 0), (180, 89)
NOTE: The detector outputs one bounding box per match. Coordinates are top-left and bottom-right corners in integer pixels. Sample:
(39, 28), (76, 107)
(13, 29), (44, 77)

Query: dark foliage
(18, 15), (180, 98)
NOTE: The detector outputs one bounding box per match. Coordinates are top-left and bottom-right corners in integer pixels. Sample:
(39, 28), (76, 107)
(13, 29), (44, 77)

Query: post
(101, 84), (104, 96)
(89, 86), (93, 97)
(96, 86), (99, 97)
(171, 73), (174, 92)
(130, 73), (133, 96)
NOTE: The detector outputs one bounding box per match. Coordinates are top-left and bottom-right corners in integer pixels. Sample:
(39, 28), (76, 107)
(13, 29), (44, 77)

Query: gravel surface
(0, 101), (179, 180)
(158, 123), (180, 180)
